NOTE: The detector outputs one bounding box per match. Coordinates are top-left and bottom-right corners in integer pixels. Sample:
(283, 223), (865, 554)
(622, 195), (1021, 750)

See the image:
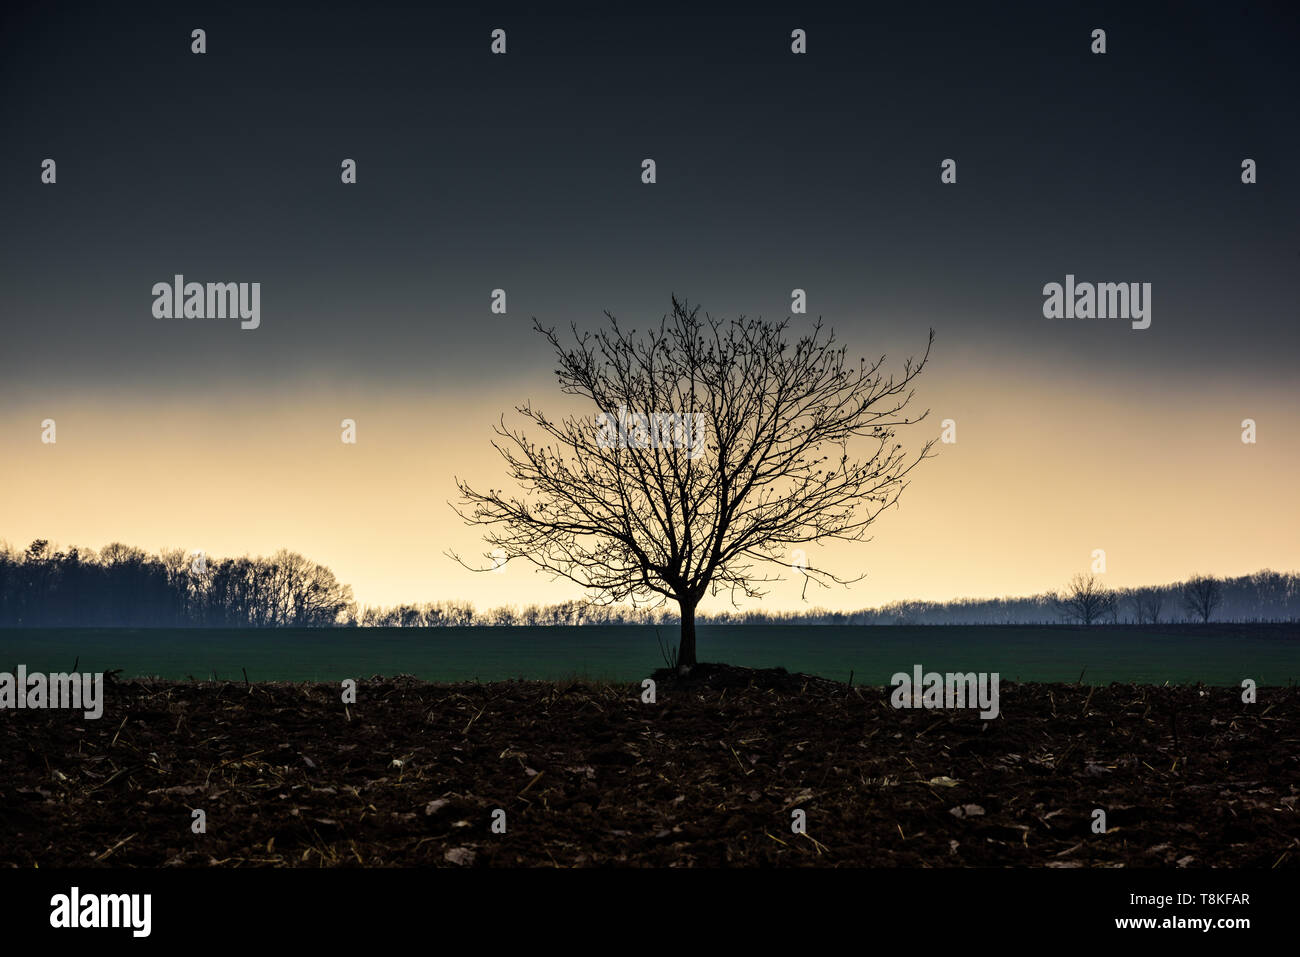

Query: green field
(0, 624), (1296, 686)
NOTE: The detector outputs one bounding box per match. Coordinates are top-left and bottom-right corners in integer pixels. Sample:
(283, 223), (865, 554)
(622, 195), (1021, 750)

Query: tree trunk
(677, 599), (698, 673)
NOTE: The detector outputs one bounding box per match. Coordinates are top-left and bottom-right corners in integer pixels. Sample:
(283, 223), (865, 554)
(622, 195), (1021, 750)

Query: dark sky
(2, 1), (1296, 398)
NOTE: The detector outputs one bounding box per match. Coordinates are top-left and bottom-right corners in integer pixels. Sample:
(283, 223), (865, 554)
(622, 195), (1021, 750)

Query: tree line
(1052, 572), (1232, 625)
(0, 540), (353, 627)
(2, 538), (1296, 627)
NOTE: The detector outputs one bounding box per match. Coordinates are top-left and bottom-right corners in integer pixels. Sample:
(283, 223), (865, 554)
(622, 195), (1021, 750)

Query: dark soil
(2, 665), (1297, 867)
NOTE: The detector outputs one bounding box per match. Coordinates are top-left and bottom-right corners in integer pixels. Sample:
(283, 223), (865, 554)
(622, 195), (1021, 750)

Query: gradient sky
(2, 2), (1297, 612)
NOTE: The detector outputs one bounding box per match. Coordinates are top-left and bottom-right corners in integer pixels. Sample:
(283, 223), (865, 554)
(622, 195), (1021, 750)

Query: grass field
(0, 623), (1296, 686)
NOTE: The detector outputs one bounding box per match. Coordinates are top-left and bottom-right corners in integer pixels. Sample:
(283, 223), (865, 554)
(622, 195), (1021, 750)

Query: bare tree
(1055, 573), (1115, 625)
(451, 296), (934, 671)
(1130, 586), (1164, 625)
(1182, 574), (1222, 623)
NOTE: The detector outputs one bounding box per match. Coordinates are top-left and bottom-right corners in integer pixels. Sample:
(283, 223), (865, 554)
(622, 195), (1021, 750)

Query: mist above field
(2, 537), (1296, 628)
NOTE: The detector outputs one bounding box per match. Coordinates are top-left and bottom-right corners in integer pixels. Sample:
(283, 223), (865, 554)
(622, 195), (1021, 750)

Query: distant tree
(1055, 573), (1115, 626)
(1130, 586), (1164, 625)
(253, 550), (355, 626)
(1182, 574), (1222, 623)
(489, 605), (517, 626)
(452, 296), (934, 671)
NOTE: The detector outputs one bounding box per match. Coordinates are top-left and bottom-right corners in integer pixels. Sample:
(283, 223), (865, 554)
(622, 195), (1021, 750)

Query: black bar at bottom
(0, 867), (1288, 943)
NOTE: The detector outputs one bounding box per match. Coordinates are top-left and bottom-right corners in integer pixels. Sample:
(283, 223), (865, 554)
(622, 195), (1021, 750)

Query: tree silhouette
(451, 295), (934, 670)
(1129, 586), (1164, 624)
(1182, 573), (1223, 623)
(1055, 573), (1115, 626)
(0, 540), (354, 628)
